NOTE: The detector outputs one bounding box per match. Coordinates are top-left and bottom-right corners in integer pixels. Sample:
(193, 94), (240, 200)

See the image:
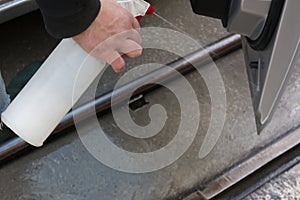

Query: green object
(0, 61), (42, 143)
(7, 61), (42, 100)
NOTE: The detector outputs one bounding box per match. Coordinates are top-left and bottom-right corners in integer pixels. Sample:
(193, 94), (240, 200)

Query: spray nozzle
(116, 0), (154, 22)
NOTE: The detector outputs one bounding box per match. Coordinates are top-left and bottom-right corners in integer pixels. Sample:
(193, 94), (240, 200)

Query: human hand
(73, 0), (142, 73)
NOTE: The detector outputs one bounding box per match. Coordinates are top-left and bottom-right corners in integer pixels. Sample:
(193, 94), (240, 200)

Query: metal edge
(183, 125), (300, 199)
(0, 34), (242, 162)
(0, 0), (38, 24)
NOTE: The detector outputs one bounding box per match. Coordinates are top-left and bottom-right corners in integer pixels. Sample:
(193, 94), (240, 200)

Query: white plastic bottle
(1, 39), (104, 146)
(1, 0), (151, 147)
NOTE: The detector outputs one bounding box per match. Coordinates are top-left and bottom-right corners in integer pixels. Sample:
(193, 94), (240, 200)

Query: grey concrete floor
(0, 0), (300, 199)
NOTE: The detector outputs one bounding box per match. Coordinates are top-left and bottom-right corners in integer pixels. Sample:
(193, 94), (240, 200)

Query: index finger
(132, 18), (140, 30)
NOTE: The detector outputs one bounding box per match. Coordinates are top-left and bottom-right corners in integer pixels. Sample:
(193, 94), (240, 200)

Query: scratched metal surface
(245, 163), (300, 199)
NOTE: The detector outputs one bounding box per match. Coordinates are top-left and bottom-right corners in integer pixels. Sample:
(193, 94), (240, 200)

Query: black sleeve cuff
(36, 0), (101, 39)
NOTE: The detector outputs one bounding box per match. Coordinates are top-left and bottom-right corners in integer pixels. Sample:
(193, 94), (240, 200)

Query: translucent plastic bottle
(1, 39), (104, 146)
(1, 0), (151, 147)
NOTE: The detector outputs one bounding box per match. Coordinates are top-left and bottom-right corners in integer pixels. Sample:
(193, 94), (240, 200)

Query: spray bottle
(1, 0), (154, 147)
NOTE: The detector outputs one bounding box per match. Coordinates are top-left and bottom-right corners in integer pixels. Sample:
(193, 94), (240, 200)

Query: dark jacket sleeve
(36, 0), (101, 39)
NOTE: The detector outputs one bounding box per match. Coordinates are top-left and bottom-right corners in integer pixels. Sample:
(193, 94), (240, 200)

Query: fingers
(108, 51), (126, 72)
(111, 56), (126, 72)
(108, 38), (142, 72)
(107, 51), (125, 72)
(101, 39), (142, 73)
(118, 40), (142, 58)
(132, 17), (140, 29)
(90, 18), (142, 73)
(123, 29), (142, 45)
(94, 50), (126, 73)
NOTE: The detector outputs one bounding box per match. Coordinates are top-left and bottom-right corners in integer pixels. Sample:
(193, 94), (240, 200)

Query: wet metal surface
(0, 0), (300, 199)
(187, 125), (300, 199)
(0, 34), (242, 161)
(245, 163), (300, 199)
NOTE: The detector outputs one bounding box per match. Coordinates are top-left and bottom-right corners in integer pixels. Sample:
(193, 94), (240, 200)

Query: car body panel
(0, 0), (37, 24)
